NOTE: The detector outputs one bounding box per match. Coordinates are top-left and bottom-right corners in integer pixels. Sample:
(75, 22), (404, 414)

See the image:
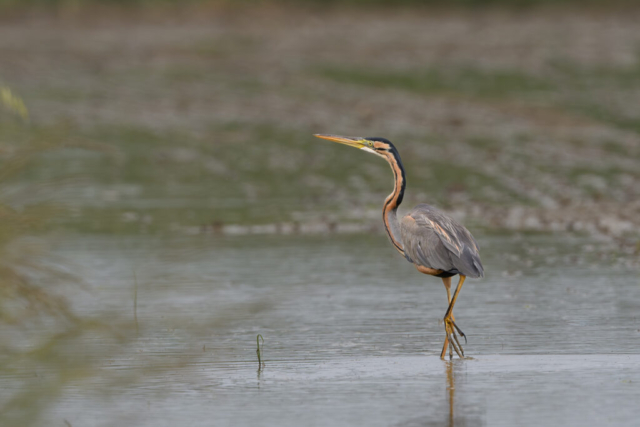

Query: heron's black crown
(366, 137), (394, 146)
(365, 137), (399, 155)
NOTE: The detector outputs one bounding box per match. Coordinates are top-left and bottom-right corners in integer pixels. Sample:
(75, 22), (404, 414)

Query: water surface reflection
(1, 233), (639, 426)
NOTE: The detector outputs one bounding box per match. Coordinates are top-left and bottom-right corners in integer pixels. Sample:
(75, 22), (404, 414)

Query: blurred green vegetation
(1, 6), (639, 237)
(0, 87), (133, 425)
(320, 61), (640, 134)
(0, 87), (78, 326)
(318, 66), (555, 99)
(3, 57), (640, 234)
(0, 120), (526, 234)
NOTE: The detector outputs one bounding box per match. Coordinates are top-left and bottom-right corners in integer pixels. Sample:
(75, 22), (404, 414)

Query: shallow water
(2, 233), (640, 426)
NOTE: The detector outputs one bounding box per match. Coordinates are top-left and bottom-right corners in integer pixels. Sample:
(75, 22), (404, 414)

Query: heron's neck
(382, 149), (406, 256)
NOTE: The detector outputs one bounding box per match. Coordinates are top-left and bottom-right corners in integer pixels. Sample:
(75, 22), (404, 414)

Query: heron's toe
(444, 317), (465, 359)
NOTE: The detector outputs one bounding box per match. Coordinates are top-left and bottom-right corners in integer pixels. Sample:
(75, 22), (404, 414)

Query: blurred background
(1, 1), (639, 426)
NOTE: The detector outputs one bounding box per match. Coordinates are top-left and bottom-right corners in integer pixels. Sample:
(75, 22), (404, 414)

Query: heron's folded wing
(400, 214), (455, 271)
(402, 204), (484, 278)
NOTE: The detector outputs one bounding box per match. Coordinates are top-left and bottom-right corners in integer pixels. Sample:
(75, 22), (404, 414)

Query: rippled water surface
(3, 234), (640, 426)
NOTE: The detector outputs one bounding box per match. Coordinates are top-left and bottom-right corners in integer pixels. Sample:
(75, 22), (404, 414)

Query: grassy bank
(1, 6), (639, 239)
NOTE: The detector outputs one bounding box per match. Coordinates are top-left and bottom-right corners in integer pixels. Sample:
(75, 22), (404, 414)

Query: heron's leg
(445, 275), (465, 319)
(440, 277), (464, 359)
(443, 275), (466, 359)
(443, 277), (453, 309)
(440, 277), (453, 359)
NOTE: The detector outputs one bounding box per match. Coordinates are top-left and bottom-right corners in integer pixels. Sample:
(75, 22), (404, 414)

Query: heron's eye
(367, 141), (374, 147)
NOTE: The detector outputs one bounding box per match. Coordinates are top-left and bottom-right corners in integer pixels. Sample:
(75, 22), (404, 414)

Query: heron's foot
(441, 316), (466, 360)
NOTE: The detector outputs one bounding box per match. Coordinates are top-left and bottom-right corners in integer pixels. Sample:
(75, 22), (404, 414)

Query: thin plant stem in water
(256, 334), (264, 370)
(133, 271), (139, 336)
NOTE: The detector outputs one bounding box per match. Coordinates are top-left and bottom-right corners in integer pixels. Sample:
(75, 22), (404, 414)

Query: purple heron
(314, 134), (484, 359)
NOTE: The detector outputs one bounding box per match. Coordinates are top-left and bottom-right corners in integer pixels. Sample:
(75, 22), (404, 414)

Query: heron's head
(313, 134), (396, 159)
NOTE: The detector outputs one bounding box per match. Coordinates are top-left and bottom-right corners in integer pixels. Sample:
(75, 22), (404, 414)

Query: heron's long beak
(314, 134), (367, 149)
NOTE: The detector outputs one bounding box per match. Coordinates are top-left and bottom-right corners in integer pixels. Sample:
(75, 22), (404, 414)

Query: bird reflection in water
(446, 361), (456, 427)
(441, 361), (485, 427)
(393, 361), (470, 427)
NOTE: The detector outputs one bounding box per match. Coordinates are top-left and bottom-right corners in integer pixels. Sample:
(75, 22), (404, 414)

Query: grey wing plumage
(400, 204), (484, 278)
